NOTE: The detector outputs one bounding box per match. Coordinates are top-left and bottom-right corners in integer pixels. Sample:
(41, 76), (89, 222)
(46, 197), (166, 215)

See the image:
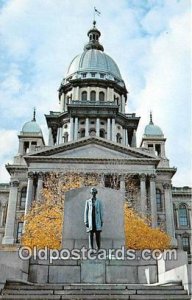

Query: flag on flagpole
(94, 7), (101, 16)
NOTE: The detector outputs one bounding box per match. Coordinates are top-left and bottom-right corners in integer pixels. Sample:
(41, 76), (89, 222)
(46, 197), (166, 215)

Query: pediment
(51, 144), (132, 159)
(29, 137), (158, 161)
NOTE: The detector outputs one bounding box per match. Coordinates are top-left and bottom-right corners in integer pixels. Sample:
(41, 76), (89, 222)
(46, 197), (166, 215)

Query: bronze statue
(84, 188), (103, 250)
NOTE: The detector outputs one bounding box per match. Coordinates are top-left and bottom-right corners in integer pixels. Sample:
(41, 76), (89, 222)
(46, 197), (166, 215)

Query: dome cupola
(22, 109), (42, 135)
(144, 112), (164, 137)
(84, 21), (104, 52)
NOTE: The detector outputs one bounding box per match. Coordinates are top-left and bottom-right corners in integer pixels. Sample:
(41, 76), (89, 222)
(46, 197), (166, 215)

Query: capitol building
(0, 21), (191, 256)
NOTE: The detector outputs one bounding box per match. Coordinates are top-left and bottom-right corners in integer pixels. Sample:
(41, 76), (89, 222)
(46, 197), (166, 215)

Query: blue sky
(0, 0), (191, 186)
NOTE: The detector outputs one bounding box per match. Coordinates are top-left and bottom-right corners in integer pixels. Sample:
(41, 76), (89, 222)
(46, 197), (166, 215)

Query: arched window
(116, 133), (122, 143)
(100, 129), (105, 138)
(182, 235), (190, 253)
(90, 91), (96, 102)
(156, 189), (163, 211)
(64, 132), (68, 143)
(99, 91), (105, 102)
(80, 129), (85, 138)
(179, 204), (188, 226)
(81, 91), (87, 101)
(16, 222), (23, 243)
(20, 187), (27, 209)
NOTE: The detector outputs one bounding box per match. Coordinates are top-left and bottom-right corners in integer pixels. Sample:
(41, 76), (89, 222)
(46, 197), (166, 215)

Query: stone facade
(0, 21), (191, 257)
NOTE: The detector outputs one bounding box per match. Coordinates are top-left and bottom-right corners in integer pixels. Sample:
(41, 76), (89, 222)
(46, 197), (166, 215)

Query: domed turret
(22, 109), (42, 135)
(18, 109), (44, 155)
(141, 112), (168, 164)
(144, 112), (164, 137)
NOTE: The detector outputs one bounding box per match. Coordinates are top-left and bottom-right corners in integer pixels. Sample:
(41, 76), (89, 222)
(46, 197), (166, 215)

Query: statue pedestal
(29, 256), (158, 284)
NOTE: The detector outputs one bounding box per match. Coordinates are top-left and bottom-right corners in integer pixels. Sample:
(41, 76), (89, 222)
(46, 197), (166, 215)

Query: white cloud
(0, 130), (18, 182)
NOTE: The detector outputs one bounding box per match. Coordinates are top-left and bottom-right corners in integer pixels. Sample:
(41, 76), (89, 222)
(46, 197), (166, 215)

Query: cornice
(24, 156), (158, 165)
(24, 136), (159, 161)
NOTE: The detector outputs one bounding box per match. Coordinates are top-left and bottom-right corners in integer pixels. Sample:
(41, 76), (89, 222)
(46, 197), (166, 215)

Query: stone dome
(67, 49), (122, 80)
(22, 110), (42, 134)
(144, 112), (164, 136)
(144, 124), (164, 136)
(22, 120), (42, 134)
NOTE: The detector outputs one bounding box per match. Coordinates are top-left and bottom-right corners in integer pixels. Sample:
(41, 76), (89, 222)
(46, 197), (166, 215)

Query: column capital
(140, 173), (146, 181)
(28, 172), (34, 179)
(163, 183), (171, 189)
(38, 172), (44, 180)
(149, 174), (156, 182)
(10, 180), (19, 188)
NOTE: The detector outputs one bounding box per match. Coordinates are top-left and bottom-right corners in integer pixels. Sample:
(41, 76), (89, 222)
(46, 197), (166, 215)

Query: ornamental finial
(150, 111), (153, 125)
(32, 107), (36, 121)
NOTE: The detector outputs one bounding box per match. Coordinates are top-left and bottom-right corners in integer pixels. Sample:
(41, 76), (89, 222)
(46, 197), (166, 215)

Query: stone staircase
(0, 281), (191, 300)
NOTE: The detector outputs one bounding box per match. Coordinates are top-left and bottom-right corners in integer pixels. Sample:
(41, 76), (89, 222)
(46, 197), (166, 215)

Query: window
(99, 91), (105, 102)
(182, 236), (190, 253)
(100, 129), (105, 138)
(91, 73), (96, 78)
(179, 204), (188, 226)
(31, 141), (37, 146)
(81, 91), (87, 101)
(16, 222), (23, 243)
(156, 189), (163, 211)
(100, 74), (105, 79)
(82, 73), (87, 78)
(24, 141), (29, 153)
(20, 187), (27, 209)
(64, 132), (68, 143)
(90, 91), (96, 102)
(80, 129), (85, 138)
(116, 133), (122, 143)
(104, 175), (120, 190)
(155, 144), (161, 156)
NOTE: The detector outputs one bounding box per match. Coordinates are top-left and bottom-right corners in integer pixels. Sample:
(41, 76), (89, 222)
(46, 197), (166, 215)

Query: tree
(124, 204), (171, 250)
(21, 172), (99, 249)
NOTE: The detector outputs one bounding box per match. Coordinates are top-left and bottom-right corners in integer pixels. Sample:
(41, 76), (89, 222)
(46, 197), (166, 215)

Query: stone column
(131, 130), (137, 147)
(176, 234), (183, 249)
(24, 172), (34, 216)
(107, 118), (111, 140)
(107, 87), (110, 101)
(74, 117), (78, 140)
(57, 127), (60, 144)
(0, 204), (6, 227)
(2, 180), (19, 244)
(140, 174), (147, 215)
(36, 172), (44, 201)
(163, 183), (176, 239)
(99, 174), (104, 187)
(48, 128), (54, 146)
(121, 95), (125, 113)
(85, 118), (89, 137)
(96, 118), (100, 137)
(150, 174), (157, 228)
(96, 87), (99, 102)
(120, 175), (125, 199)
(112, 118), (116, 142)
(125, 129), (128, 146)
(69, 117), (74, 141)
(60, 126), (63, 143)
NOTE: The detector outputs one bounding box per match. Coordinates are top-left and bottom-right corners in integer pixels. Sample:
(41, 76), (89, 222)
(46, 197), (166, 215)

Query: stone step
(0, 296), (61, 300)
(2, 288), (188, 296)
(5, 283), (184, 290)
